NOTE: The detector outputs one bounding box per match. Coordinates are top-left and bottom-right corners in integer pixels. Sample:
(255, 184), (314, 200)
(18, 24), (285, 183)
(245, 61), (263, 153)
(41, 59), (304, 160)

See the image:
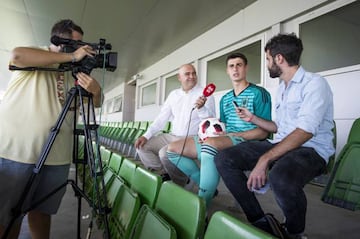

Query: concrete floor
(18, 168), (360, 239)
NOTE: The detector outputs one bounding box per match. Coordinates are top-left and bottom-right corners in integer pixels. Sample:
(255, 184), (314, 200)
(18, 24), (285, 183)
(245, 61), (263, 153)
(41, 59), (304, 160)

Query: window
(206, 41), (261, 92)
(141, 82), (157, 106)
(113, 95), (122, 112)
(300, 1), (360, 72)
(165, 74), (178, 99)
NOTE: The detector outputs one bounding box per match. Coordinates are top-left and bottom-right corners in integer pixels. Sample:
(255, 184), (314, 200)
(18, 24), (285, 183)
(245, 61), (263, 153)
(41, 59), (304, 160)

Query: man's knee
(159, 145), (169, 159)
(268, 166), (299, 194)
(166, 141), (175, 152)
(136, 143), (151, 154)
(167, 140), (183, 154)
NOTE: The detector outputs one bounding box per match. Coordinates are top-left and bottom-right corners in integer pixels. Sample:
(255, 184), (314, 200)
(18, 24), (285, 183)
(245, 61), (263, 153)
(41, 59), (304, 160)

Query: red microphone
(203, 83), (216, 97)
(193, 83), (216, 109)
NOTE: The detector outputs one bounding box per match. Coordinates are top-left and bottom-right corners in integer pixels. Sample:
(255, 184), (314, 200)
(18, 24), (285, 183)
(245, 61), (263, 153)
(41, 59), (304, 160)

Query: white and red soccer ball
(198, 118), (226, 141)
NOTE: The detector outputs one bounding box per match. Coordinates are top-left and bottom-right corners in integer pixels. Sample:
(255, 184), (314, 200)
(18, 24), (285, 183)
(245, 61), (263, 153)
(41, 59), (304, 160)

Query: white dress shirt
(143, 84), (216, 139)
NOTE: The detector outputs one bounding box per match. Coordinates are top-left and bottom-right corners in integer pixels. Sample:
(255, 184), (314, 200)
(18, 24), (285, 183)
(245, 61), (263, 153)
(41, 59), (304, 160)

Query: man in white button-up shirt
(134, 64), (216, 185)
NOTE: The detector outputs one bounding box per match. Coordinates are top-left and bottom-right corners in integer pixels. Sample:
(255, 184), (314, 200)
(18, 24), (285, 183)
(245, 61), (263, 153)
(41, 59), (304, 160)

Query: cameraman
(0, 19), (102, 239)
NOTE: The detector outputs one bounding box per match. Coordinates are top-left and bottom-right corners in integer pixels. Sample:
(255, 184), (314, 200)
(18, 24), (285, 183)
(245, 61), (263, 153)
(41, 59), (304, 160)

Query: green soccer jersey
(219, 83), (272, 133)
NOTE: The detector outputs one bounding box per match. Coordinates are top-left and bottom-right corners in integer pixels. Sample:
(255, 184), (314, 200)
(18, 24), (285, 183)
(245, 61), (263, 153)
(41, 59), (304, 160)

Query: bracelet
(247, 114), (254, 122)
(71, 53), (76, 63)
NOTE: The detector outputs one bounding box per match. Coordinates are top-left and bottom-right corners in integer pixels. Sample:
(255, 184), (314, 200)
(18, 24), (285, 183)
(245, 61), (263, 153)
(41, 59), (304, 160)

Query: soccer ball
(198, 118), (226, 141)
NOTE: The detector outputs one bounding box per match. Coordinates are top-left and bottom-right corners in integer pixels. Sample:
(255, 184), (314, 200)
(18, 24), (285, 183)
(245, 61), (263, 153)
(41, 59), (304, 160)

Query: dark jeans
(214, 140), (326, 234)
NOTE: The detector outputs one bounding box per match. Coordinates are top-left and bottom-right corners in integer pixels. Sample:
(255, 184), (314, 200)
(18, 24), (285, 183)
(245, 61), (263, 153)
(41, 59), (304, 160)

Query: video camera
(51, 35), (117, 75)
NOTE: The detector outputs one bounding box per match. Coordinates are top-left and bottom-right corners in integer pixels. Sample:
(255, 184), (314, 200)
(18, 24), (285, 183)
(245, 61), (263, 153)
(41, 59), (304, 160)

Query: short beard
(268, 62), (282, 78)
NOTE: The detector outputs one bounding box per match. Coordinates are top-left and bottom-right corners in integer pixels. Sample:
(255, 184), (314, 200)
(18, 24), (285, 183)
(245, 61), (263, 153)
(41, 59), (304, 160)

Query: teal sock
(199, 144), (220, 206)
(167, 151), (200, 184)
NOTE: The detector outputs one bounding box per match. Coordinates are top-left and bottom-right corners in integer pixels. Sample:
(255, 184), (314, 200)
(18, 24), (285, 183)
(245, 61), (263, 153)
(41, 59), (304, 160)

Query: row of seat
(98, 121), (171, 159)
(78, 143), (276, 239)
(78, 117), (359, 239)
(96, 118), (360, 208)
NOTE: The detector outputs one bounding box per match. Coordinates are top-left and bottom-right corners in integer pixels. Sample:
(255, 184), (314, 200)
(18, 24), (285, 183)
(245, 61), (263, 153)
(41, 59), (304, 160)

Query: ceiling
(0, 0), (256, 93)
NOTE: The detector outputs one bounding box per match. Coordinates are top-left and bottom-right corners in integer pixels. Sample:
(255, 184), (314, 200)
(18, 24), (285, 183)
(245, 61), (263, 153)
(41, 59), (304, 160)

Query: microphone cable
(173, 83), (216, 166)
(174, 107), (196, 167)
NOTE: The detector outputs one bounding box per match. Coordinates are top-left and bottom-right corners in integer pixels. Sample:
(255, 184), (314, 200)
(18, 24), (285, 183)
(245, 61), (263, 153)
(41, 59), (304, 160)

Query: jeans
(214, 140), (326, 234)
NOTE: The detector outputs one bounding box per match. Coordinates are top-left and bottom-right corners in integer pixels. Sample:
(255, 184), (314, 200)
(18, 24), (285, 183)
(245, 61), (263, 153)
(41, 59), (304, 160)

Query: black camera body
(52, 36), (117, 75)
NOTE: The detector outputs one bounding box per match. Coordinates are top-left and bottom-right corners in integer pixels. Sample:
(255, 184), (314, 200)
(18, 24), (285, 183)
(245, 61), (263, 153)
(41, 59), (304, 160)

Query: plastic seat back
(129, 204), (177, 239)
(322, 118), (360, 210)
(126, 121), (149, 157)
(109, 185), (141, 239)
(162, 121), (172, 133)
(97, 176), (124, 230)
(347, 118), (360, 144)
(322, 143), (360, 210)
(108, 153), (123, 174)
(104, 122), (123, 146)
(327, 120), (337, 173)
(131, 167), (161, 208)
(107, 176), (124, 207)
(119, 127), (139, 154)
(118, 158), (137, 186)
(103, 169), (116, 189)
(204, 211), (275, 239)
(155, 181), (206, 239)
(100, 146), (112, 166)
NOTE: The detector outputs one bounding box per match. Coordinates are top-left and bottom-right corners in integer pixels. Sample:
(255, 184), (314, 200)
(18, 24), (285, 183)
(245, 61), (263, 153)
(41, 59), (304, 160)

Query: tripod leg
(77, 86), (111, 239)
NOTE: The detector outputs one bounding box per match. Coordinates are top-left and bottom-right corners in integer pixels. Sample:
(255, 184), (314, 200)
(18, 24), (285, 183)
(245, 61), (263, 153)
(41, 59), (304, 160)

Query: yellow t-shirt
(0, 50), (74, 165)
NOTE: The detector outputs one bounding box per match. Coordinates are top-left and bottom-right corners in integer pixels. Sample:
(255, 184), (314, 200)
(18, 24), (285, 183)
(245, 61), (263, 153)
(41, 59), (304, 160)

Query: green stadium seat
(102, 121), (122, 146)
(97, 175), (124, 229)
(126, 121), (149, 158)
(112, 121), (134, 151)
(118, 158), (137, 186)
(204, 211), (275, 239)
(106, 121), (126, 148)
(107, 152), (123, 174)
(162, 121), (172, 133)
(109, 184), (141, 239)
(118, 121), (141, 155)
(106, 176), (124, 208)
(131, 167), (161, 208)
(100, 145), (112, 166)
(128, 204), (177, 239)
(347, 118), (360, 144)
(322, 118), (360, 210)
(155, 181), (206, 239)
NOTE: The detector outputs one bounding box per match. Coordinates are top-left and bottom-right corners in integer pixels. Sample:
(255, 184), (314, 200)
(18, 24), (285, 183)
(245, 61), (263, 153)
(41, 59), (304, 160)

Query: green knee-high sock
(199, 144), (220, 206)
(167, 151), (200, 184)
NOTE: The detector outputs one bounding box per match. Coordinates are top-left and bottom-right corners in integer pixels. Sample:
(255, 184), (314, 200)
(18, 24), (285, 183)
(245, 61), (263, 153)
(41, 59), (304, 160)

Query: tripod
(2, 76), (111, 239)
